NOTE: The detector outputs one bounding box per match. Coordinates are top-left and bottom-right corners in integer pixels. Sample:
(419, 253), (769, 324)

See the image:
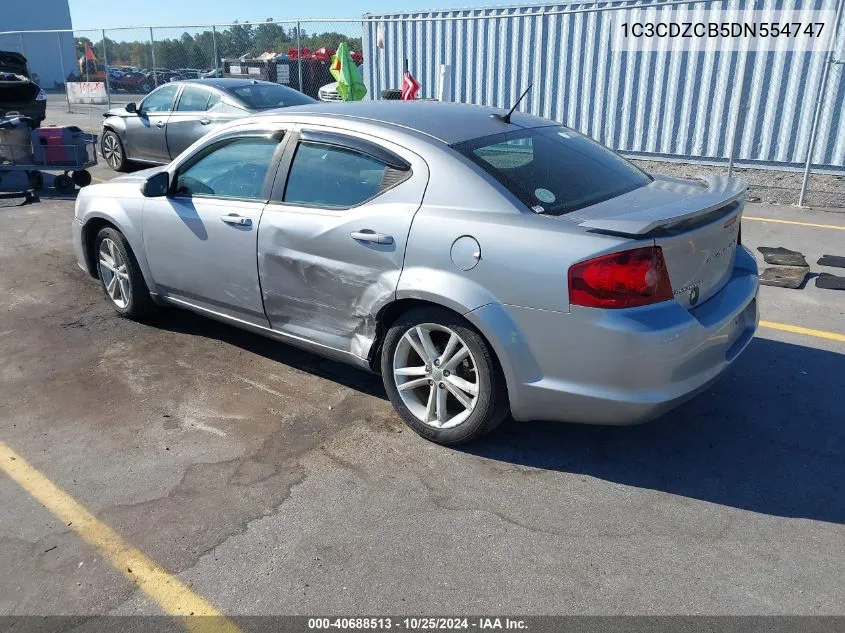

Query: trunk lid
(567, 175), (745, 309)
(0, 52), (29, 77)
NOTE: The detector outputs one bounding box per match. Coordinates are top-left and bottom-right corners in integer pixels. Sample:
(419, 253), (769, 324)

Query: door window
(283, 142), (390, 208)
(206, 91), (222, 111)
(176, 85), (212, 112)
(140, 84), (179, 113)
(174, 137), (279, 200)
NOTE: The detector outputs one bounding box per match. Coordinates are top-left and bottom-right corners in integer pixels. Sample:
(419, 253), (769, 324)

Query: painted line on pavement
(760, 321), (845, 343)
(0, 441), (243, 633)
(745, 216), (845, 231)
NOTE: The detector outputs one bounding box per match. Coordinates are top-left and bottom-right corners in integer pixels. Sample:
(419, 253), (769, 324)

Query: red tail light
(568, 246), (674, 309)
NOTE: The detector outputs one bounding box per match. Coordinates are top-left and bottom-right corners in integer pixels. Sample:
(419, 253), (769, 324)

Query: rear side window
(206, 91), (222, 111)
(454, 126), (651, 215)
(176, 85), (211, 112)
(283, 142), (394, 208)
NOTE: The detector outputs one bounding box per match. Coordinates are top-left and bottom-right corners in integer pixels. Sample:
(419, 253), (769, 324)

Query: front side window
(453, 126), (651, 215)
(176, 85), (211, 112)
(175, 137), (279, 200)
(283, 142), (389, 208)
(140, 84), (179, 113)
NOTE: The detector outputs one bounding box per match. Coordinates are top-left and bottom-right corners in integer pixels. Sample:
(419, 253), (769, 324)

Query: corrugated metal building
(0, 0), (76, 88)
(362, 0), (845, 172)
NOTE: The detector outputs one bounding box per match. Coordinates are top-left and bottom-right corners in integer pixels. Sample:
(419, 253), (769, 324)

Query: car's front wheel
(101, 130), (129, 172)
(381, 307), (508, 445)
(94, 227), (157, 319)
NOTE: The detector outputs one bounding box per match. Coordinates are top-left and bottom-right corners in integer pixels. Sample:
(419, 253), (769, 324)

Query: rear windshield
(226, 84), (316, 110)
(453, 126), (651, 215)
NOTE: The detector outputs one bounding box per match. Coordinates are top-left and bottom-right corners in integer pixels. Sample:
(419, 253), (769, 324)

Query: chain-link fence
(1, 4), (842, 206)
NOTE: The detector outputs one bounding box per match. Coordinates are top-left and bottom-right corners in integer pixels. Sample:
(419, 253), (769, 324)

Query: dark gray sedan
(100, 78), (315, 171)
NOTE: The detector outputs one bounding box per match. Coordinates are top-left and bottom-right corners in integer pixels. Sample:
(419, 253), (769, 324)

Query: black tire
(94, 227), (158, 320)
(53, 173), (74, 193)
(140, 82), (152, 93)
(381, 307), (508, 445)
(72, 170), (92, 187)
(101, 129), (129, 172)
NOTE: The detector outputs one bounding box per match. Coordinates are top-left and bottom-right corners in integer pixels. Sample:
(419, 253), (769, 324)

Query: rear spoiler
(579, 176), (746, 236)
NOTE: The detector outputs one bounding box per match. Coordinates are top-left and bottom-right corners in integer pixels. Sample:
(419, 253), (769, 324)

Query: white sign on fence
(66, 82), (108, 105)
(276, 64), (290, 85)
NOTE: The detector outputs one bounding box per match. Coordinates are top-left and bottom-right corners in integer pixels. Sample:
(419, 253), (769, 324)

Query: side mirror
(125, 102), (137, 113)
(142, 171), (169, 197)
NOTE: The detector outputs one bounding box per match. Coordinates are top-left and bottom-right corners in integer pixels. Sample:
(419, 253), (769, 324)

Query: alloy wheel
(102, 134), (122, 169)
(98, 238), (131, 309)
(392, 323), (479, 429)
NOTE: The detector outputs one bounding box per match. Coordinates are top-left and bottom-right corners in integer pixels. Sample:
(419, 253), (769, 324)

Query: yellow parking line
(760, 321), (845, 343)
(744, 216), (845, 231)
(0, 442), (243, 633)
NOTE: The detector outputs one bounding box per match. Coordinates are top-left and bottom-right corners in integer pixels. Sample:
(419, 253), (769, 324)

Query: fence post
(798, 0), (844, 207)
(296, 21), (303, 94)
(57, 32), (71, 113)
(102, 29), (111, 110)
(727, 54), (751, 179)
(212, 25), (219, 74)
(150, 27), (158, 87)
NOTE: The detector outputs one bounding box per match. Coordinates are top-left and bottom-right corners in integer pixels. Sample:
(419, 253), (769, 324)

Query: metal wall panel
(363, 0), (844, 171)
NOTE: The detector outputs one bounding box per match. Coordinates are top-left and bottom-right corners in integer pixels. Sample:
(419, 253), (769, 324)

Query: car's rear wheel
(94, 227), (157, 319)
(101, 130), (128, 172)
(381, 307), (508, 445)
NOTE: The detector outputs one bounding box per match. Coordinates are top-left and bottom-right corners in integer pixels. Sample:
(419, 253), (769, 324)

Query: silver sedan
(73, 102), (759, 445)
(100, 78), (315, 171)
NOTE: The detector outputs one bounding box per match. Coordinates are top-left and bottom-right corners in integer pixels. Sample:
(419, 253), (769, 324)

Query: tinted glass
(141, 84), (179, 113)
(175, 137), (279, 200)
(176, 85), (211, 112)
(284, 142), (387, 208)
(454, 126), (651, 215)
(228, 84), (316, 110)
(206, 91), (222, 111)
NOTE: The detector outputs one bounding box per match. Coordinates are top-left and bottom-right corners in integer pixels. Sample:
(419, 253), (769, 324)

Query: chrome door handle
(200, 118), (211, 125)
(155, 120), (165, 128)
(221, 214), (251, 227)
(351, 230), (393, 245)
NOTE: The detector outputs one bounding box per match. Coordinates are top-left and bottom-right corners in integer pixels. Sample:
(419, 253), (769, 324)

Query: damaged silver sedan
(72, 102), (759, 444)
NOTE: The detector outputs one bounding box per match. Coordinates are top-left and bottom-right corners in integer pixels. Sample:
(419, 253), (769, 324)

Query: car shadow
(149, 308), (387, 400)
(144, 309), (844, 524)
(463, 337), (845, 525)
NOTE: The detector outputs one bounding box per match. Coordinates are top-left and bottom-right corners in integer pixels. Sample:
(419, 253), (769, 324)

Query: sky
(67, 0), (488, 30)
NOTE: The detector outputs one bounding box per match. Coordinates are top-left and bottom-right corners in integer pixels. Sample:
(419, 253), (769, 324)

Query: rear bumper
(477, 246), (759, 425)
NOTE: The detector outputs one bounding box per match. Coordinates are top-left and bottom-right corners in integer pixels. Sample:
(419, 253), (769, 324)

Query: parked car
(317, 82), (342, 102)
(99, 78), (316, 171)
(108, 70), (154, 94)
(75, 101), (759, 444)
(0, 51), (46, 126)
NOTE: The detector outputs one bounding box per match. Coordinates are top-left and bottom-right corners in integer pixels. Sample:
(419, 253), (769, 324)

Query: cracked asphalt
(0, 178), (844, 616)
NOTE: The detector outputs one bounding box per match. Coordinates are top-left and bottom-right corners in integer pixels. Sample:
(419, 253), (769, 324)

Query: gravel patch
(631, 159), (845, 210)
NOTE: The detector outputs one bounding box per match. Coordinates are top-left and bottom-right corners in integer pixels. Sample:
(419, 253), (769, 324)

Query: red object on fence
(401, 71), (420, 100)
(84, 42), (97, 61)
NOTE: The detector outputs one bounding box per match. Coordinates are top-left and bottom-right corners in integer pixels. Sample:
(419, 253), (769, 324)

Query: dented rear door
(257, 128), (429, 359)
